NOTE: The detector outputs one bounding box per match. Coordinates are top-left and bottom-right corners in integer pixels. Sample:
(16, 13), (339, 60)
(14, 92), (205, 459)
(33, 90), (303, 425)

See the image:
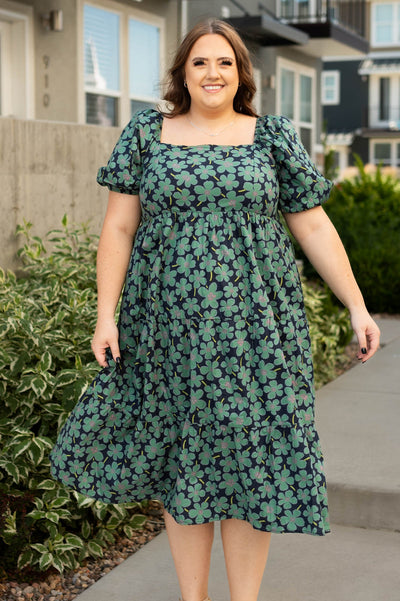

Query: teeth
(204, 85), (223, 90)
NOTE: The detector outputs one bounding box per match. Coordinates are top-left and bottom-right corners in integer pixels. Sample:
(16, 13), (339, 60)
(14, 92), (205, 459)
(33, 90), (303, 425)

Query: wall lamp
(41, 9), (63, 32)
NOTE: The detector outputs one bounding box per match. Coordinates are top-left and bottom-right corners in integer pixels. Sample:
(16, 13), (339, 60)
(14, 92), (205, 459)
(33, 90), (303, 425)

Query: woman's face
(184, 34), (239, 113)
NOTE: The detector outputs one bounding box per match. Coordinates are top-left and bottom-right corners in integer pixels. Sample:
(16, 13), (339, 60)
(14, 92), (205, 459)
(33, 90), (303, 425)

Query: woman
(50, 19), (380, 601)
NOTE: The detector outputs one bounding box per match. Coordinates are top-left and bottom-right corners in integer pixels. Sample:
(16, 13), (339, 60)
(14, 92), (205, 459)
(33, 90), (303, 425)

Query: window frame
(276, 57), (316, 157)
(78, 0), (165, 126)
(371, 2), (400, 47)
(369, 73), (400, 126)
(128, 15), (162, 113)
(321, 70), (340, 105)
(370, 139), (400, 167)
(83, 2), (122, 127)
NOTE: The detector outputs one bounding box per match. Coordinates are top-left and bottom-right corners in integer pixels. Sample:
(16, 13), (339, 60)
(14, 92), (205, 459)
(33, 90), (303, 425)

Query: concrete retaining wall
(0, 117), (121, 271)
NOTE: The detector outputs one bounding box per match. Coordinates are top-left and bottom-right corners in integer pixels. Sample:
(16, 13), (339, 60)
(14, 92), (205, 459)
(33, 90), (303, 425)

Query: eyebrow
(191, 56), (235, 62)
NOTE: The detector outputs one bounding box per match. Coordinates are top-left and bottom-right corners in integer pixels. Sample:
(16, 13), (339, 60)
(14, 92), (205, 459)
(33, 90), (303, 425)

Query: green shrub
(0, 216), (351, 575)
(302, 279), (352, 389)
(0, 217), (148, 576)
(300, 156), (400, 314)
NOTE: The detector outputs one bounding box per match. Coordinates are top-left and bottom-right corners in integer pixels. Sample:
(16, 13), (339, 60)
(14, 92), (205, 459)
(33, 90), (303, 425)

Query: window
(300, 74), (312, 122)
(374, 142), (391, 164)
(83, 3), (164, 126)
(321, 71), (340, 105)
(277, 58), (315, 155)
(129, 18), (160, 114)
(280, 68), (295, 118)
(84, 5), (120, 126)
(372, 140), (400, 166)
(379, 77), (390, 120)
(372, 2), (400, 46)
(279, 0), (314, 20)
(369, 74), (400, 125)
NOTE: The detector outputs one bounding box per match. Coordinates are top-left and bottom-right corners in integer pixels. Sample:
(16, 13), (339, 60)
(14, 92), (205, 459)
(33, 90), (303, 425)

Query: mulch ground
(1, 321), (392, 601)
(0, 501), (165, 601)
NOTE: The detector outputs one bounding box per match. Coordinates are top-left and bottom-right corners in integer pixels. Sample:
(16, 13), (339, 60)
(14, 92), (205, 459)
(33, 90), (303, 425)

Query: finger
(91, 340), (109, 368)
(363, 330), (380, 361)
(109, 339), (121, 363)
(355, 331), (368, 361)
(95, 346), (109, 368)
(358, 330), (380, 363)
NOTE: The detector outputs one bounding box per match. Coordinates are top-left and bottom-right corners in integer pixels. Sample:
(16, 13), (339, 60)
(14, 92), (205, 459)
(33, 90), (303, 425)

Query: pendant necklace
(186, 114), (237, 137)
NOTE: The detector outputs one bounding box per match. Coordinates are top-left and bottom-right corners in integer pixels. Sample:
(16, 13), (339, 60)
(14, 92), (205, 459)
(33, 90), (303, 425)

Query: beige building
(0, 0), (181, 270)
(1, 0), (369, 269)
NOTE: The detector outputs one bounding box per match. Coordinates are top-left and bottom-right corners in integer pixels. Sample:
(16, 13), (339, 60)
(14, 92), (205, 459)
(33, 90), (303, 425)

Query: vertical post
(361, 0), (366, 37)
(316, 0), (322, 20)
(326, 0), (331, 22)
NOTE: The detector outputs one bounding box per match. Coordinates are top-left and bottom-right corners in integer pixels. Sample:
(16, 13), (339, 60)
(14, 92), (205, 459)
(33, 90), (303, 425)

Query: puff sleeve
(96, 111), (144, 195)
(269, 115), (333, 213)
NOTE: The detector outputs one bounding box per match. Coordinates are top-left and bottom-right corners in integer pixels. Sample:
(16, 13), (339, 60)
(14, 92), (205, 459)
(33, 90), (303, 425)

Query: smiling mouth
(203, 85), (224, 92)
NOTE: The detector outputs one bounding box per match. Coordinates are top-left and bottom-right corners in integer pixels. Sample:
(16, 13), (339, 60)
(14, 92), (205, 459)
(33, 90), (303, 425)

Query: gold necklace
(186, 114), (237, 137)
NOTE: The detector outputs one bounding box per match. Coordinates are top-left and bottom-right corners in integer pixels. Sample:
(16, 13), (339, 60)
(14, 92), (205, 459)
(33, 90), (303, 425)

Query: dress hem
(50, 466), (330, 537)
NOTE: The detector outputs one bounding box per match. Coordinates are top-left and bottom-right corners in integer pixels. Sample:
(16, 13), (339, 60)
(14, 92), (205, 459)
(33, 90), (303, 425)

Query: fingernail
(115, 357), (121, 367)
(361, 348), (367, 354)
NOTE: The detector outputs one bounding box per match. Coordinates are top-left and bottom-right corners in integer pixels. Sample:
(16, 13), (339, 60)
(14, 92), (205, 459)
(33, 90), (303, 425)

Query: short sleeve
(96, 111), (144, 195)
(269, 115), (333, 213)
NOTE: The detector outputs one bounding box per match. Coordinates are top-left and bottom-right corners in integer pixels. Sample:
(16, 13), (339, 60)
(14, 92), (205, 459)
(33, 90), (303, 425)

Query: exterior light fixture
(41, 9), (63, 32)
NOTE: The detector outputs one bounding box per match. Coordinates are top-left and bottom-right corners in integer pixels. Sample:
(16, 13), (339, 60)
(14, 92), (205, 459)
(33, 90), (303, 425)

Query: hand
(350, 309), (381, 363)
(91, 318), (120, 367)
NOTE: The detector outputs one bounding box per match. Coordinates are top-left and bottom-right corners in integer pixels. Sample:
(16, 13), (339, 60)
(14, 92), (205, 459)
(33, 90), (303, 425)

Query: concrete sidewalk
(316, 318), (400, 532)
(75, 318), (400, 601)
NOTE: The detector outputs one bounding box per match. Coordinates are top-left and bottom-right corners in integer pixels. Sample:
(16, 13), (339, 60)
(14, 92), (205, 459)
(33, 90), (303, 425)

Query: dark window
(379, 77), (390, 121)
(86, 93), (118, 127)
(300, 127), (311, 155)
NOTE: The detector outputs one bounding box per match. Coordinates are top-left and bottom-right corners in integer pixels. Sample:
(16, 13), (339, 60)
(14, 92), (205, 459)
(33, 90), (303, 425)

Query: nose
(206, 60), (220, 79)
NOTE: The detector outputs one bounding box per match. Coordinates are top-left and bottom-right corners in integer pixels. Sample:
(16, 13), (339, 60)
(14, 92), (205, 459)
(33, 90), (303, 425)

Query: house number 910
(43, 55), (50, 107)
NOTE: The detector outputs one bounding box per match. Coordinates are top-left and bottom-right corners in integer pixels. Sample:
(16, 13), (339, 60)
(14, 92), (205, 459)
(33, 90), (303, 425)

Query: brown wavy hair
(162, 19), (258, 117)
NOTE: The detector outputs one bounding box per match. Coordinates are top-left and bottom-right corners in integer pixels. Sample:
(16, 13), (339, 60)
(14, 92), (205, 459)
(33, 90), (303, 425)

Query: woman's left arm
(284, 205), (380, 363)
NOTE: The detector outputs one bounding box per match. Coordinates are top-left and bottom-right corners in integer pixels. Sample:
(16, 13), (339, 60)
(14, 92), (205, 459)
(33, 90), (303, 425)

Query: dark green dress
(50, 109), (333, 535)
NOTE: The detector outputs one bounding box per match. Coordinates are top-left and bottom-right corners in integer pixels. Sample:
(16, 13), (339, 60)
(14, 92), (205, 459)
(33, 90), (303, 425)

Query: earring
(184, 81), (188, 88)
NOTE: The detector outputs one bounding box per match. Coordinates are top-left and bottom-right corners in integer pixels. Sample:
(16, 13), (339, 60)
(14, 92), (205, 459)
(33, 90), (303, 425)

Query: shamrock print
(50, 109), (333, 535)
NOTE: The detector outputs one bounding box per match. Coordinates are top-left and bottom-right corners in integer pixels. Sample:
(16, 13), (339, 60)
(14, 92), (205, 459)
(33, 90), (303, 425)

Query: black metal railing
(278, 0), (366, 38)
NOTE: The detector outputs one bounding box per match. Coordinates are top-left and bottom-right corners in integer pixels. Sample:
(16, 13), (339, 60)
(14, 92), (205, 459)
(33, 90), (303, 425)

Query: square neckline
(156, 111), (262, 149)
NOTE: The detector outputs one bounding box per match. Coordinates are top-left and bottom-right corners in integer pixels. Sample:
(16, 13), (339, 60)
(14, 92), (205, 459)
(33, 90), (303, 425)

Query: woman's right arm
(91, 190), (142, 367)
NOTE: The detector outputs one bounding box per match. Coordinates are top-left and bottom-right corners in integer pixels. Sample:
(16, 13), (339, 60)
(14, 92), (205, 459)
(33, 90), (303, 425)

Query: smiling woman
(160, 32), (256, 146)
(163, 19), (257, 119)
(50, 17), (380, 601)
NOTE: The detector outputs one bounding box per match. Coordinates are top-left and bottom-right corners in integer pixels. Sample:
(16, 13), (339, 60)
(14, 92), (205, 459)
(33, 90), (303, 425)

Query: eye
(193, 59), (205, 66)
(221, 59), (233, 66)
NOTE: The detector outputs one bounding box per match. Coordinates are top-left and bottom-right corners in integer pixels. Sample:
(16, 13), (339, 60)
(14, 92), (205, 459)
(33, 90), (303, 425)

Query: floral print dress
(50, 109), (333, 535)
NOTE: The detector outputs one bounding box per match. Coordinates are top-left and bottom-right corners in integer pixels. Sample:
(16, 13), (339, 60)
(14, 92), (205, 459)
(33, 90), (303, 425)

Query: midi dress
(50, 108), (333, 535)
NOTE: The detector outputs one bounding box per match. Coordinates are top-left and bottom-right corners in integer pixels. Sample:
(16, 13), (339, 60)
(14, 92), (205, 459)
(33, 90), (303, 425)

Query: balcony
(226, 0), (368, 56)
(362, 105), (400, 132)
(277, 0), (369, 57)
(225, 12), (309, 48)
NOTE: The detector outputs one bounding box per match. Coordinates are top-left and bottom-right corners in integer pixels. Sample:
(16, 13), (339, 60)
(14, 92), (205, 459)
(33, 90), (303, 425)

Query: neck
(187, 106), (237, 125)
